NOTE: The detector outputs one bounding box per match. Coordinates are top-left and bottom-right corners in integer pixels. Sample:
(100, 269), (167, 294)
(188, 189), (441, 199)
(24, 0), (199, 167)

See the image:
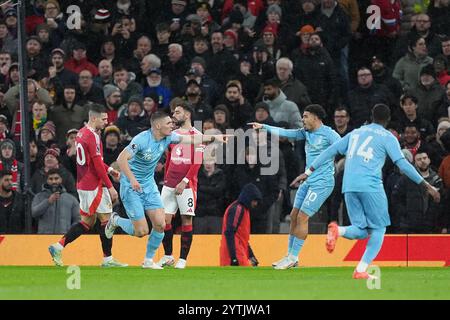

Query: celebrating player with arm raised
(298, 104), (440, 279)
(249, 104), (341, 270)
(49, 104), (127, 267)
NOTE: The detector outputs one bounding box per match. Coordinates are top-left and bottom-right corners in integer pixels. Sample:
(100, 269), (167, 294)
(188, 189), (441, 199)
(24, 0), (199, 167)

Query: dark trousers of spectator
(193, 216), (223, 234)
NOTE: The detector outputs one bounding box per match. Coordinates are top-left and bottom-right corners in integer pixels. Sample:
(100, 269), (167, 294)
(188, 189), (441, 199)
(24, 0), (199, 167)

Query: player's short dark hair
(0, 170), (12, 179)
(400, 93), (418, 105)
(151, 110), (170, 125)
(46, 168), (62, 178)
(263, 78), (280, 88)
(304, 104), (326, 120)
(175, 102), (195, 118)
(89, 103), (106, 116)
(372, 104), (391, 123)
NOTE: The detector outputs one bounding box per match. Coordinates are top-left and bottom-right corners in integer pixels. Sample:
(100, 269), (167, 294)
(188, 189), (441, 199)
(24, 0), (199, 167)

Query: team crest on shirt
(142, 151), (153, 161)
(131, 143), (137, 150)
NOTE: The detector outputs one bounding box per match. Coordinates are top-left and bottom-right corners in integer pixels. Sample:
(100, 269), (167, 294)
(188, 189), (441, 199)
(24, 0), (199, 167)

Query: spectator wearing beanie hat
(103, 84), (123, 124)
(59, 128), (79, 178)
(222, 9), (255, 54)
(433, 55), (450, 87)
(38, 121), (57, 149)
(116, 95), (150, 141)
(26, 36), (48, 80)
(31, 146), (77, 197)
(213, 104), (231, 133)
(224, 29), (239, 55)
(103, 125), (124, 166)
(413, 64), (447, 125)
(64, 42), (99, 77)
(143, 68), (172, 109)
(0, 139), (23, 192)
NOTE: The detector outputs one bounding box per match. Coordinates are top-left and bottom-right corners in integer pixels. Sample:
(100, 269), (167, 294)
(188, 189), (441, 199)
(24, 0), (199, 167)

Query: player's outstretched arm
(247, 122), (305, 140)
(178, 134), (233, 144)
(117, 149), (142, 192)
(307, 135), (349, 174)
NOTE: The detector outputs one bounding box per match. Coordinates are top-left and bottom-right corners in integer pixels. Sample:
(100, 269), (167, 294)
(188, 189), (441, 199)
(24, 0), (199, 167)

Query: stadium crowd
(0, 0), (449, 235)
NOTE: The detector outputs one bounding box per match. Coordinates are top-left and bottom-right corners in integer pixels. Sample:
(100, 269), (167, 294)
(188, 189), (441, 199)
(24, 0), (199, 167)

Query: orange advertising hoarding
(0, 235), (448, 267)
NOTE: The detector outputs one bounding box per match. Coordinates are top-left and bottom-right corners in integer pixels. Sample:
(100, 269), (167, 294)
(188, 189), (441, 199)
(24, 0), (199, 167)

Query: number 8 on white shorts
(161, 186), (196, 216)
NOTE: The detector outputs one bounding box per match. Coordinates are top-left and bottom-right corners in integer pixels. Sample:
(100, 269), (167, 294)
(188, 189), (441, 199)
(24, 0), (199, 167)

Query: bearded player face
(173, 106), (188, 127)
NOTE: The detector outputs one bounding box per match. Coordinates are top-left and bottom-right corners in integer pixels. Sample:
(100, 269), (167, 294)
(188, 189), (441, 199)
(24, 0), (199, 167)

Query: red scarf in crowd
(0, 159), (18, 190)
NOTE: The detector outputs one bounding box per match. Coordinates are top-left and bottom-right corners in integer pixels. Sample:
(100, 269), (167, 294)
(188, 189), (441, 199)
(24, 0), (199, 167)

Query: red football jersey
(164, 127), (204, 189)
(76, 126), (109, 191)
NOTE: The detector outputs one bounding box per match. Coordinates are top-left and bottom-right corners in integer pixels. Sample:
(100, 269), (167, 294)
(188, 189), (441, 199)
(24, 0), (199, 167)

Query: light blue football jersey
(317, 123), (415, 192)
(120, 130), (180, 191)
(263, 124), (340, 186)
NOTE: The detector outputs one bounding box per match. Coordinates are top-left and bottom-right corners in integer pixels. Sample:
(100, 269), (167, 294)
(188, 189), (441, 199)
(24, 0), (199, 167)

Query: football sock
(162, 223), (174, 256)
(359, 227), (386, 272)
(180, 225), (193, 260)
(287, 234), (294, 256)
(341, 225), (368, 240)
(58, 221), (91, 247)
(145, 229), (165, 260)
(115, 216), (135, 236)
(289, 237), (304, 261)
(97, 220), (112, 257)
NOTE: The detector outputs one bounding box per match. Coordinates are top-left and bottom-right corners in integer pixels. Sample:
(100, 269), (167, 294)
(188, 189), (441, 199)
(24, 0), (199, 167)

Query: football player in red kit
(48, 104), (127, 267)
(157, 103), (204, 269)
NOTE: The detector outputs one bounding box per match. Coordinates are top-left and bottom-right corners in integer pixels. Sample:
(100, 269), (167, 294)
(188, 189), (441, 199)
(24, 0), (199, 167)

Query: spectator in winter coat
(0, 170), (24, 234)
(112, 64), (143, 105)
(116, 95), (150, 142)
(393, 35), (433, 91)
(262, 78), (302, 129)
(220, 183), (262, 266)
(396, 93), (435, 140)
(31, 148), (77, 198)
(143, 68), (172, 109)
(219, 81), (253, 129)
(391, 148), (444, 233)
(195, 159), (227, 234)
(428, 120), (450, 169)
(49, 86), (88, 146)
(274, 57), (311, 113)
(102, 125), (124, 166)
(231, 146), (279, 234)
(349, 67), (395, 128)
(0, 139), (23, 192)
(31, 168), (80, 234)
(293, 33), (339, 115)
(411, 64), (447, 124)
(64, 42), (99, 76)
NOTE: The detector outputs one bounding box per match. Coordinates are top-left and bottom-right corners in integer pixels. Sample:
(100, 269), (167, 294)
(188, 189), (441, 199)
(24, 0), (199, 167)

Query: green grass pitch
(0, 266), (449, 300)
